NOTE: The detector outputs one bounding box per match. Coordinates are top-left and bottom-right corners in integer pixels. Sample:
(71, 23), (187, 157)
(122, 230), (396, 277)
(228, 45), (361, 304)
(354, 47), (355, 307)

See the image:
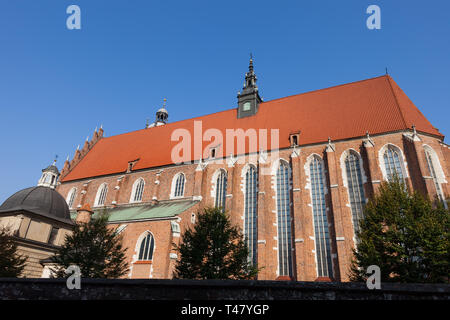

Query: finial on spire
(163, 98), (167, 107)
(385, 67), (389, 75)
(54, 155), (58, 165)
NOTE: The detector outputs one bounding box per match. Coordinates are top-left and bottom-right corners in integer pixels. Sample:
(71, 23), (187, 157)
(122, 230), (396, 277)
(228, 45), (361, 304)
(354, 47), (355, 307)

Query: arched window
(424, 146), (447, 208)
(382, 145), (405, 182)
(172, 173), (185, 198)
(214, 169), (227, 212)
(309, 155), (333, 278)
(276, 160), (292, 277)
(138, 232), (155, 261)
(130, 178), (145, 203)
(94, 183), (108, 207)
(343, 151), (366, 235)
(243, 165), (258, 266)
(66, 187), (77, 209)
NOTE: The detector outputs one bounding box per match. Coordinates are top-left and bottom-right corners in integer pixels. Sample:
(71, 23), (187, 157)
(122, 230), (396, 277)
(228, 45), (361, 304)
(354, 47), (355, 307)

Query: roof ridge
(385, 75), (409, 129)
(101, 108), (237, 141)
(261, 74), (389, 105)
(101, 75), (388, 141)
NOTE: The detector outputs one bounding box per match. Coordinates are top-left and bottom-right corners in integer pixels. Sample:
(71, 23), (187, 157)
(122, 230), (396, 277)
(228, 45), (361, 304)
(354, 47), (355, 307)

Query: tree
(350, 176), (450, 283)
(51, 211), (129, 278)
(0, 226), (27, 277)
(173, 207), (259, 280)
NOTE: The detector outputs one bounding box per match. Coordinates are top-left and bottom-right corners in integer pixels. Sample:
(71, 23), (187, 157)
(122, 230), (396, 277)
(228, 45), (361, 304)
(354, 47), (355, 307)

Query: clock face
(243, 102), (251, 111)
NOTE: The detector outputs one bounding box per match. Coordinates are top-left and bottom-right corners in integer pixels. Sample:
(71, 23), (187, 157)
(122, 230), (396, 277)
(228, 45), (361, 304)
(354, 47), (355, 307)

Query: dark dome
(0, 186), (72, 224)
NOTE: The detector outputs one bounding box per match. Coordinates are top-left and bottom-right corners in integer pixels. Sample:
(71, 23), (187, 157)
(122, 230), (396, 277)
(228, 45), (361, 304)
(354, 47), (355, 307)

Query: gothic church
(2, 59), (449, 280)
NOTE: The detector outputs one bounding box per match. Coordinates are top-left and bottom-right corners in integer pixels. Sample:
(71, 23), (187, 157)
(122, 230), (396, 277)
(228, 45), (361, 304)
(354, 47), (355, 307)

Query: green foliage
(350, 176), (450, 283)
(0, 226), (27, 277)
(51, 211), (129, 278)
(174, 207), (259, 280)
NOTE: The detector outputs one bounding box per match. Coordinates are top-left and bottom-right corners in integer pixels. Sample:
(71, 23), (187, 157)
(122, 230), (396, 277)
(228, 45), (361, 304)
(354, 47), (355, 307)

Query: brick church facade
(55, 60), (449, 281)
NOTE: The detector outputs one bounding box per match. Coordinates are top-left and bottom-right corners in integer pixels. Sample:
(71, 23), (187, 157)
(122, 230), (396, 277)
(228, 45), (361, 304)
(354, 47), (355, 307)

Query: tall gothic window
(309, 155), (333, 278)
(424, 147), (447, 207)
(138, 232), (155, 261)
(383, 145), (405, 182)
(344, 151), (366, 235)
(172, 173), (185, 198)
(95, 183), (108, 207)
(66, 187), (77, 209)
(215, 170), (227, 212)
(131, 178), (145, 203)
(244, 165), (258, 266)
(276, 161), (292, 277)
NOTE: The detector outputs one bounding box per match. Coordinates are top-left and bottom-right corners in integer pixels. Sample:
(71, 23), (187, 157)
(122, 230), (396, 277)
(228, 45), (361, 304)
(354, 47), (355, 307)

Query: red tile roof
(61, 75), (443, 182)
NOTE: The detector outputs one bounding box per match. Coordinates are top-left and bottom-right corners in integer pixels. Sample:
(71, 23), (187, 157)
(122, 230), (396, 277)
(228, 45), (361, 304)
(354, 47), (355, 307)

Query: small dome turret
(37, 159), (60, 189)
(148, 98), (169, 128)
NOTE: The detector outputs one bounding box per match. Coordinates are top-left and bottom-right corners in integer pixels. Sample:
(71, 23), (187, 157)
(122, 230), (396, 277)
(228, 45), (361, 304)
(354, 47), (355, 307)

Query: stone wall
(0, 278), (448, 300)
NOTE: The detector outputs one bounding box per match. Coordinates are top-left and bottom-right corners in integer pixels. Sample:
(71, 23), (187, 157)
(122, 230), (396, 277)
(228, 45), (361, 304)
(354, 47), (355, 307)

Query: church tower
(237, 55), (262, 118)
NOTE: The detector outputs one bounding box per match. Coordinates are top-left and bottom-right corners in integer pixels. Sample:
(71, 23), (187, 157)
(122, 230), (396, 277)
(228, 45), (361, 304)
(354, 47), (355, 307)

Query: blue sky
(0, 0), (449, 203)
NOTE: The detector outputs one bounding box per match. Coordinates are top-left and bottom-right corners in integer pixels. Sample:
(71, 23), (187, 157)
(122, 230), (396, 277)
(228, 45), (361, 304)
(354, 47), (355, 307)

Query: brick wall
(57, 131), (449, 282)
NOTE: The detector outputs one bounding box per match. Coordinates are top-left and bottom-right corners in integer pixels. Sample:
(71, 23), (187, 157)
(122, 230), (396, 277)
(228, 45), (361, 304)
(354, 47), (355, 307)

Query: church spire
(237, 54), (262, 119)
(245, 54), (256, 88)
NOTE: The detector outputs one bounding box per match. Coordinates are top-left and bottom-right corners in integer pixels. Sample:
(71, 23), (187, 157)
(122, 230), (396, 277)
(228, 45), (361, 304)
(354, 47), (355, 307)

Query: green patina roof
(70, 200), (197, 223)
